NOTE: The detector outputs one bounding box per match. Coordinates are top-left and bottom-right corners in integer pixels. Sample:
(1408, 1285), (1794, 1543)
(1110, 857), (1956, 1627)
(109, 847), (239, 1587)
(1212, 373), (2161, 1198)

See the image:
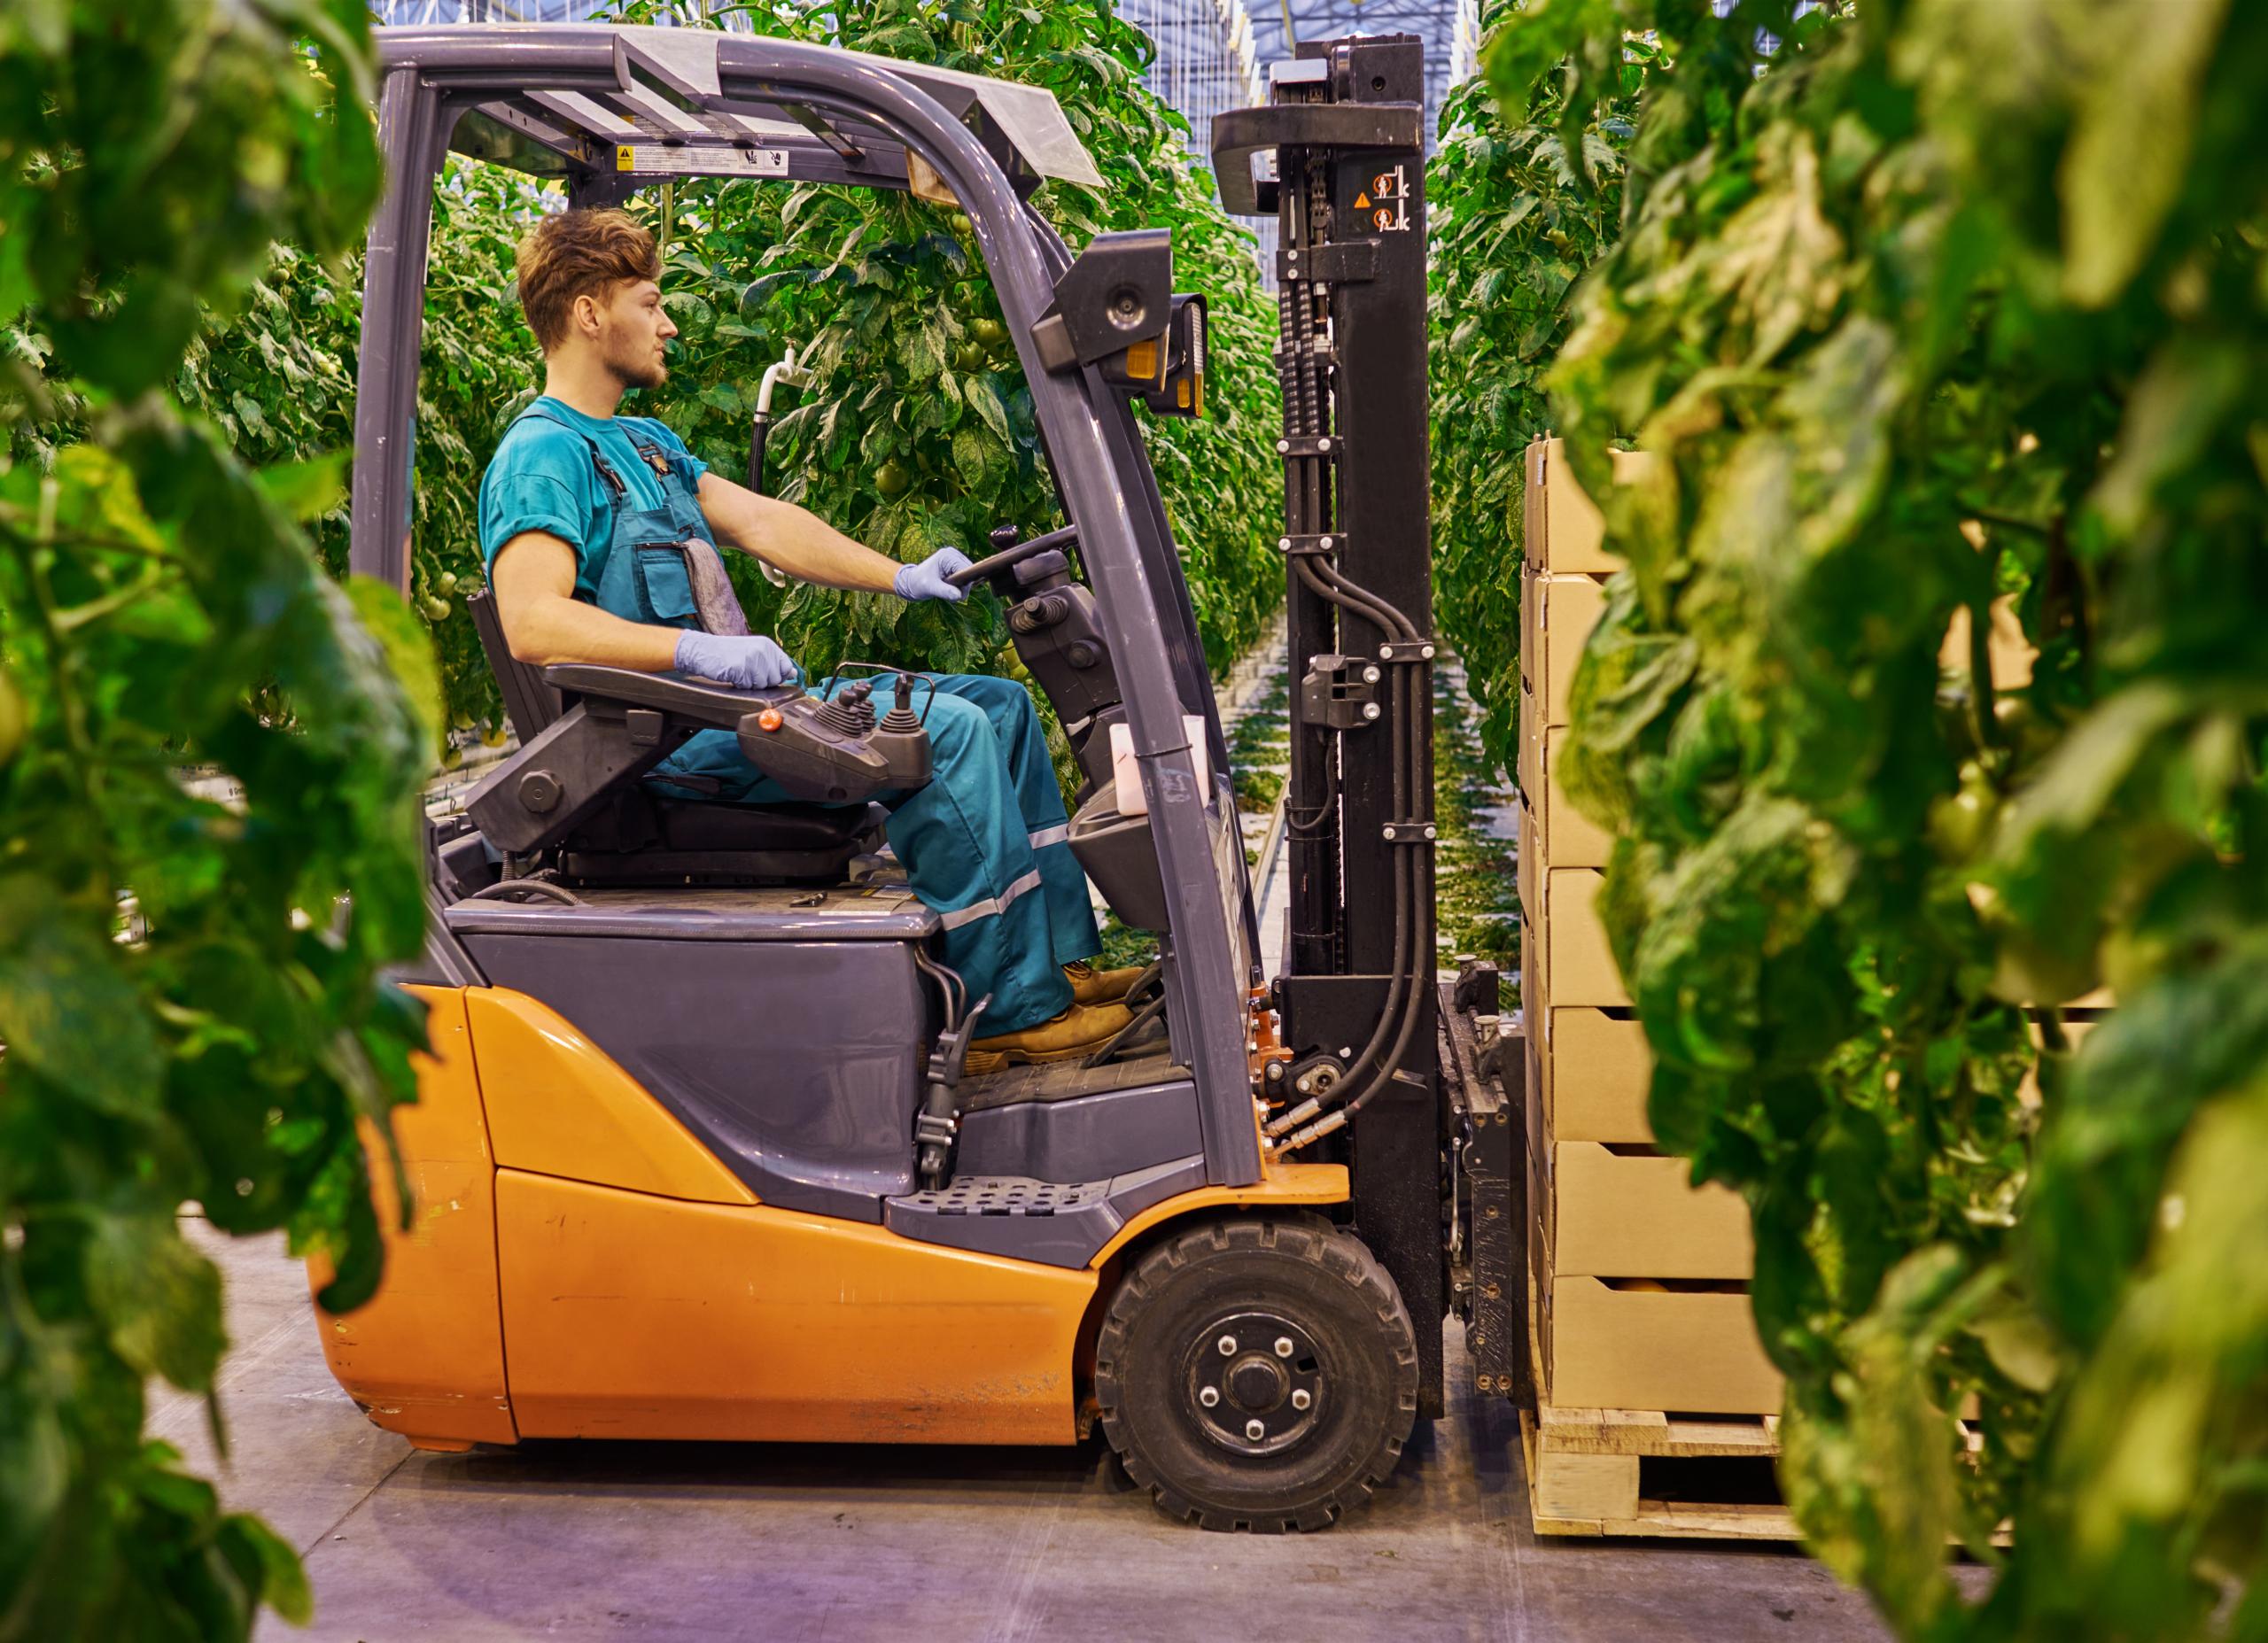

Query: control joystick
(879, 672), (924, 734)
(817, 679), (878, 738)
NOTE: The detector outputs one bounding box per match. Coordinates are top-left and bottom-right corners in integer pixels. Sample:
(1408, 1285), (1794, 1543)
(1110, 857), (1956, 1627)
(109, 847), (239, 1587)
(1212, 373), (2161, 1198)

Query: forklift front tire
(1094, 1213), (1419, 1532)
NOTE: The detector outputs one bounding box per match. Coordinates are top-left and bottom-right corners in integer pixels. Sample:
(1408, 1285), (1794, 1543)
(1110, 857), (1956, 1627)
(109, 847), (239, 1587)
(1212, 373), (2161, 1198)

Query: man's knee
(920, 692), (996, 763)
(953, 677), (1047, 749)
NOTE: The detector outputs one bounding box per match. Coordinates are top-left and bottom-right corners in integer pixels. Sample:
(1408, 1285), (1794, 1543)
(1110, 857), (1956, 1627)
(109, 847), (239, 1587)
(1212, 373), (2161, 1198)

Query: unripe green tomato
(953, 341), (988, 371)
(420, 593), (452, 622)
(0, 670), (23, 768)
(949, 212), (973, 236)
(1928, 763), (1997, 860)
(875, 458), (913, 498)
(971, 317), (1008, 350)
(437, 570), (460, 595)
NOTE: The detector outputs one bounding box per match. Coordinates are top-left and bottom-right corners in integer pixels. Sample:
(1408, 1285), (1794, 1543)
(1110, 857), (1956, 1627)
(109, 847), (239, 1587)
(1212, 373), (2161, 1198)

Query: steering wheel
(945, 523), (1080, 591)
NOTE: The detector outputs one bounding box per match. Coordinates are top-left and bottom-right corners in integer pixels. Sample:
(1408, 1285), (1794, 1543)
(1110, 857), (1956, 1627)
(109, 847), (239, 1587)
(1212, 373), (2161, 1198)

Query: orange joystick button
(756, 707), (784, 732)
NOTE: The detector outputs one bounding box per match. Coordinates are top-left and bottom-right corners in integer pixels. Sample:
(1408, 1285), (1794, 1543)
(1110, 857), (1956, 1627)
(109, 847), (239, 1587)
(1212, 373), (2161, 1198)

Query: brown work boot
(965, 1001), (1136, 1075)
(1064, 959), (1146, 1006)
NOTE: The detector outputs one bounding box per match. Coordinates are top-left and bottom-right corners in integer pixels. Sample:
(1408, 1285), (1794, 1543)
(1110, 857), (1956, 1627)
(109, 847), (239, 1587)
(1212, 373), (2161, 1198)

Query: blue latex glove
(674, 630), (798, 690)
(893, 546), (973, 603)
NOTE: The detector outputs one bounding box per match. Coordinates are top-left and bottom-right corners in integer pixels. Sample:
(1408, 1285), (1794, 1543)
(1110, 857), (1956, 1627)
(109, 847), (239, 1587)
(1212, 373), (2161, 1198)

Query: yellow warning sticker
(1354, 190), (1371, 209)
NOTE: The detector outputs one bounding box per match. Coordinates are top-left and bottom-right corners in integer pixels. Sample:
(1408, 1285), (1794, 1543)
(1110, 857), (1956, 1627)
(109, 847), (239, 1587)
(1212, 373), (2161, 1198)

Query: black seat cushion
(647, 796), (882, 853)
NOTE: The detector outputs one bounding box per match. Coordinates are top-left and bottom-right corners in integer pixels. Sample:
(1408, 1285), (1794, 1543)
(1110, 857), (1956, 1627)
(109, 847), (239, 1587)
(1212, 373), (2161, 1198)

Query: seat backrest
(468, 586), (562, 743)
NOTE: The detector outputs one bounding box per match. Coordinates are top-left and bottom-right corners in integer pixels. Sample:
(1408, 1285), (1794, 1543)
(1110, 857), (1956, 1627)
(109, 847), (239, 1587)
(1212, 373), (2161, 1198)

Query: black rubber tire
(1093, 1214), (1419, 1532)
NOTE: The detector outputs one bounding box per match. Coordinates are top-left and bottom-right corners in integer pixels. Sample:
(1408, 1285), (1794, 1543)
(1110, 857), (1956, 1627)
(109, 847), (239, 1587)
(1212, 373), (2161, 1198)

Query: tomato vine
(1426, 41), (1640, 779)
(0, 4), (431, 1637)
(1489, 0), (2268, 1632)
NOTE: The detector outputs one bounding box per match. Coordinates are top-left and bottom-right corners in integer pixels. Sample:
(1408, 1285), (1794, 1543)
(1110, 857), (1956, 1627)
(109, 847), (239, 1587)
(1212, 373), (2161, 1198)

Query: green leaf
(344, 576), (447, 764)
(253, 452), (347, 523)
(218, 1512), (314, 1626)
(967, 373), (1012, 445)
(0, 876), (164, 1112)
(86, 1215), (229, 1391)
(2058, 0), (2231, 306)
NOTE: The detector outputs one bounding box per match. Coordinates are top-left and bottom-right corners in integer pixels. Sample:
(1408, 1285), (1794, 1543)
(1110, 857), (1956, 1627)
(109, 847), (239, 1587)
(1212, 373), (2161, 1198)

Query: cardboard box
(1519, 723), (1611, 868)
(1541, 1007), (1652, 1143)
(1525, 437), (1657, 575)
(1543, 1278), (1782, 1414)
(1541, 868), (1629, 1008)
(1517, 805), (1540, 955)
(1547, 1143), (1751, 1280)
(1518, 568), (1608, 733)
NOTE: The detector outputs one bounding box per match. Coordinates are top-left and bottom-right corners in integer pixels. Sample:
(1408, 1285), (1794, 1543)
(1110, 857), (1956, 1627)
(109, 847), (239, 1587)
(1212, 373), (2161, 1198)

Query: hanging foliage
(1426, 32), (1643, 779)
(1488, 0), (2268, 1633)
(0, 4), (431, 1638)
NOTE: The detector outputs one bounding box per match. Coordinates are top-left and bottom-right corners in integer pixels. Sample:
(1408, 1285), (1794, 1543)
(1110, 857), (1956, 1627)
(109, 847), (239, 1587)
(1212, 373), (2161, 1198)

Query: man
(478, 207), (1139, 1067)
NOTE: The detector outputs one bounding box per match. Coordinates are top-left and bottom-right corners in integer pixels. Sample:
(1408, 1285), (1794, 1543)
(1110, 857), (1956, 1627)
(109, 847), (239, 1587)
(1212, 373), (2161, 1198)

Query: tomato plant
(1489, 0), (2268, 1633)
(0, 4), (432, 1637)
(624, 0), (1284, 688)
(1426, 32), (1641, 779)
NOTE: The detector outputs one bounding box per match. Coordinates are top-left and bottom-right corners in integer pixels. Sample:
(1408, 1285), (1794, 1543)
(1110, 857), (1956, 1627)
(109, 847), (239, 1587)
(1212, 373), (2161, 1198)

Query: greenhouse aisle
(139, 670), (1899, 1640)
(160, 1220), (1888, 1643)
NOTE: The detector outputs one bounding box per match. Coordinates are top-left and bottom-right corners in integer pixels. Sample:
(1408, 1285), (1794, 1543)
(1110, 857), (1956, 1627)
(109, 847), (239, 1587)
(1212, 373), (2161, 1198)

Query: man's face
(589, 276), (675, 390)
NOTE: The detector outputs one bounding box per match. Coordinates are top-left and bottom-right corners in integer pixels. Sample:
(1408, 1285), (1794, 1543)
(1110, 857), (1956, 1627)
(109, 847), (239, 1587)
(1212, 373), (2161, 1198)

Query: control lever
(915, 992), (992, 1190)
(880, 671), (923, 733)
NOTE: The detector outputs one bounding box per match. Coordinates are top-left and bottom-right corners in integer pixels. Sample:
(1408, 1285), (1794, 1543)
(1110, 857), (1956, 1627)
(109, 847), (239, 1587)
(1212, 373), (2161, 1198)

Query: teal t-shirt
(477, 397), (709, 600)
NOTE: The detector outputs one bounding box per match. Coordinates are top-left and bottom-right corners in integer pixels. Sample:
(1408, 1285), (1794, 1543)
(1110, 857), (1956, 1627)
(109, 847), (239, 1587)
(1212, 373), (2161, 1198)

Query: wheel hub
(1181, 1312), (1325, 1456)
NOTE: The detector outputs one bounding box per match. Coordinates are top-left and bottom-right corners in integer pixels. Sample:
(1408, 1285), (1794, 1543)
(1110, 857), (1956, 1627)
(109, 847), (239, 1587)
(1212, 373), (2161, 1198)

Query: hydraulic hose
(1269, 657), (1427, 1143)
(1274, 647), (1437, 1152)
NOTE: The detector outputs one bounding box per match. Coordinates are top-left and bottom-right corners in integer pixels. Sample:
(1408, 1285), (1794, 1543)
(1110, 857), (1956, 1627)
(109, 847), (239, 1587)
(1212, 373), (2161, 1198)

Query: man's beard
(604, 330), (667, 391)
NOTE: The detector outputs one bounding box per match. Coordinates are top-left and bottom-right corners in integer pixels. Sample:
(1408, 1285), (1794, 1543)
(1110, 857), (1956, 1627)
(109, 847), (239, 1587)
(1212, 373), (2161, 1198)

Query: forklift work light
(1099, 293), (1206, 419)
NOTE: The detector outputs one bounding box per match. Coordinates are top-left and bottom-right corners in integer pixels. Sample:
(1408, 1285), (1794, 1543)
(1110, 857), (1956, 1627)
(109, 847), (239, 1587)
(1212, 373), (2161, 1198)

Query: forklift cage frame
(352, 25), (1262, 1187)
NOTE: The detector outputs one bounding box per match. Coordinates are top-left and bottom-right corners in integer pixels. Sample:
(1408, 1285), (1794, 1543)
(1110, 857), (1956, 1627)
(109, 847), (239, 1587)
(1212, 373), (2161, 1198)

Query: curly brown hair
(514, 207), (660, 353)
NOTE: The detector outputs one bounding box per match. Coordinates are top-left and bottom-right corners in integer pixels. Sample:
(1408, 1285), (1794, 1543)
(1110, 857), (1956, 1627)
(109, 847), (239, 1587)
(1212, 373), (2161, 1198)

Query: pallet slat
(1521, 1408), (1799, 1541)
(1535, 1404), (1779, 1458)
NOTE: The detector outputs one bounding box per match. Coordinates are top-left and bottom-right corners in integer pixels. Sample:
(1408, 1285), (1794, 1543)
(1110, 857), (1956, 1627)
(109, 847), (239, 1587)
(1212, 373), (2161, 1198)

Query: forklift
(324, 21), (1527, 1533)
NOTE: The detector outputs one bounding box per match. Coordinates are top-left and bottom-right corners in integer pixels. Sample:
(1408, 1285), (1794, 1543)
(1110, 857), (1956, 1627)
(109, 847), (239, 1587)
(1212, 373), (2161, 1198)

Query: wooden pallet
(1521, 1403), (1798, 1540)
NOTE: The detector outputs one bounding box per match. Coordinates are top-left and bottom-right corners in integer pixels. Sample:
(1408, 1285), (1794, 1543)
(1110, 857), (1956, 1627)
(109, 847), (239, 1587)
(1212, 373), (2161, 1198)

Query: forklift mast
(1214, 38), (1449, 1419)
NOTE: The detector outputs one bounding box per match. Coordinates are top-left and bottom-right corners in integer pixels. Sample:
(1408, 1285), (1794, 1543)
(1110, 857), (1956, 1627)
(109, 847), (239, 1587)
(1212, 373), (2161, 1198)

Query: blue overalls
(517, 404), (1094, 1035)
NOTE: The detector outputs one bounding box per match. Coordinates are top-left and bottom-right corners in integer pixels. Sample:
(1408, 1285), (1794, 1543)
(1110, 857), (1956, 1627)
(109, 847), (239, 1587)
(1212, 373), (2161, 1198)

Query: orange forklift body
(313, 986), (1349, 1452)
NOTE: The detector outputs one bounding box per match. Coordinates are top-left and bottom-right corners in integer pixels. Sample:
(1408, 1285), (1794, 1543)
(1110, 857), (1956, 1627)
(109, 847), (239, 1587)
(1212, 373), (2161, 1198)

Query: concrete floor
(153, 1220), (1894, 1643)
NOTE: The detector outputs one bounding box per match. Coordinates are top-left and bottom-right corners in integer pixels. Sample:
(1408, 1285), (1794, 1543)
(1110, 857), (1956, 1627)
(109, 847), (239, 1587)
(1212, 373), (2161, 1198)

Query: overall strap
(614, 419), (702, 500)
(519, 402), (628, 497)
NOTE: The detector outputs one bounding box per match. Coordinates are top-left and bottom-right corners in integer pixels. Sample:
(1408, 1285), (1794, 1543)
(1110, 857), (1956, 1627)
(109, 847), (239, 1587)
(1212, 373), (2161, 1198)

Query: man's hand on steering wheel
(894, 546), (974, 603)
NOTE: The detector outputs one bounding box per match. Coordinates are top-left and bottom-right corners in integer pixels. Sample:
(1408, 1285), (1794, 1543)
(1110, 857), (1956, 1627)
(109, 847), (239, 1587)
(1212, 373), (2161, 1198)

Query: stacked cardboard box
(1516, 438), (1781, 1417)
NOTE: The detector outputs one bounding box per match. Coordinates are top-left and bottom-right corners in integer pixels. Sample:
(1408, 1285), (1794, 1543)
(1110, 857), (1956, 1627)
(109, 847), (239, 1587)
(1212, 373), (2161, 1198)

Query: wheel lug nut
(1292, 1389), (1311, 1411)
(1274, 1337), (1294, 1358)
(1217, 1335), (1238, 1356)
(1199, 1385), (1220, 1407)
(1245, 1418), (1265, 1441)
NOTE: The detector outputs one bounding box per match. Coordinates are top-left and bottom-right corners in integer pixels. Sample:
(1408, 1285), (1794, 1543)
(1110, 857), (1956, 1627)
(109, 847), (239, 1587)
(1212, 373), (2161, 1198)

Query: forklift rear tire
(1094, 1213), (1419, 1532)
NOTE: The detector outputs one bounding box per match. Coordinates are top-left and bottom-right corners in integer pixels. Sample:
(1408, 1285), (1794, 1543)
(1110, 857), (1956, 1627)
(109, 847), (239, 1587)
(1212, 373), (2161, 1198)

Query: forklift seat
(465, 587), (882, 878)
